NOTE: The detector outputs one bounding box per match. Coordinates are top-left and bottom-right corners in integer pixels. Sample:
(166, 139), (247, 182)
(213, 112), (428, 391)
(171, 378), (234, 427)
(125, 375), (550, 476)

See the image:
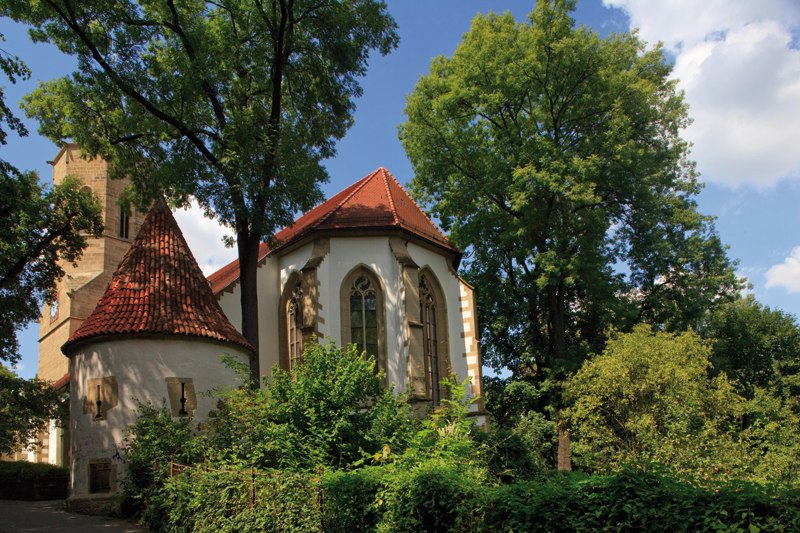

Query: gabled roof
(62, 200), (254, 355)
(208, 167), (459, 295)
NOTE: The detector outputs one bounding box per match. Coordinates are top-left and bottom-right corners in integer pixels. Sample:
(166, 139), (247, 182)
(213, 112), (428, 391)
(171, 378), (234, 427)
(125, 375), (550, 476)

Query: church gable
(210, 168), (484, 417)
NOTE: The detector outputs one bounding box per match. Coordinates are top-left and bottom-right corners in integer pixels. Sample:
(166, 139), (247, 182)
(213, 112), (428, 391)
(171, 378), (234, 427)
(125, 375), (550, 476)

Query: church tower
(33, 145), (145, 465)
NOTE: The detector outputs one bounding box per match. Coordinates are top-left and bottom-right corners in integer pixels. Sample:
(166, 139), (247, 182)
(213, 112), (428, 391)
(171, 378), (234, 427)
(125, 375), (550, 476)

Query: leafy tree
(400, 0), (739, 396)
(563, 325), (745, 475)
(702, 295), (800, 399)
(7, 0), (399, 378)
(0, 32), (29, 177)
(0, 364), (66, 454)
(0, 34), (103, 364)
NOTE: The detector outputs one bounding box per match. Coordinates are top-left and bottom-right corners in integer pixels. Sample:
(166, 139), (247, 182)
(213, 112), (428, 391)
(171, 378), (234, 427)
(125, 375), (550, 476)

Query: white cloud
(603, 0), (800, 188)
(766, 246), (800, 293)
(172, 200), (238, 275)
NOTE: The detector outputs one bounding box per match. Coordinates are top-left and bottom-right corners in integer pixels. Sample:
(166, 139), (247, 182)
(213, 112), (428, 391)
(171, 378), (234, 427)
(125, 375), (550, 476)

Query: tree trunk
(237, 231), (261, 386)
(557, 425), (572, 471)
(548, 283), (570, 469)
(546, 284), (566, 361)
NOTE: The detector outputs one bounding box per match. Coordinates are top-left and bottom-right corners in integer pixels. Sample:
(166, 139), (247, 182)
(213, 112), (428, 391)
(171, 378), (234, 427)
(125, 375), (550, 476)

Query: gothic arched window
(287, 283), (304, 370)
(340, 267), (385, 374)
(279, 274), (307, 371)
(419, 270), (450, 405)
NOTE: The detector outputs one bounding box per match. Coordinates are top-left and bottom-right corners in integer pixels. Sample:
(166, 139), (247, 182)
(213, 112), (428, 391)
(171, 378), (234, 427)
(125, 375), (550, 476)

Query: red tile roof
(208, 167), (459, 294)
(52, 373), (70, 389)
(62, 200), (254, 355)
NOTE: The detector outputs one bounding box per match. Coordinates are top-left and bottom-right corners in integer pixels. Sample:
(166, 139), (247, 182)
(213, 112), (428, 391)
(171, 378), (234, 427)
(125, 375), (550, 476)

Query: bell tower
(37, 144), (146, 383)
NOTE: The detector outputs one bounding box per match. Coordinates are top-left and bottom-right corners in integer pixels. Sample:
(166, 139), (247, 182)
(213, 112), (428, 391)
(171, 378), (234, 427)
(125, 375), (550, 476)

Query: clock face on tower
(50, 297), (59, 322)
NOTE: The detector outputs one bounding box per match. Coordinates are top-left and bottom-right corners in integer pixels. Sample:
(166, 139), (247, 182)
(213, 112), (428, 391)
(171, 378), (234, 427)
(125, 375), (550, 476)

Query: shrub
(476, 411), (556, 483)
(0, 460), (68, 500)
(159, 467), (321, 533)
(206, 342), (414, 471)
(321, 467), (386, 532)
(378, 458), (482, 533)
(121, 403), (206, 522)
(481, 467), (800, 532)
(564, 325), (746, 475)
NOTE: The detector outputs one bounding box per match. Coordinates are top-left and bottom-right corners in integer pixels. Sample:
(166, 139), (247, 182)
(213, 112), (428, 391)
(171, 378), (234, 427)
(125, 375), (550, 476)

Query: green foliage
(480, 378), (557, 477)
(8, 0), (399, 364)
(377, 458), (481, 533)
(121, 403), (206, 521)
(206, 342), (413, 471)
(476, 413), (556, 482)
(400, 0), (739, 400)
(0, 173), (103, 362)
(0, 364), (66, 454)
(482, 468), (800, 532)
(156, 468), (321, 533)
(123, 349), (800, 531)
(0, 31), (30, 165)
(564, 325), (745, 475)
(735, 387), (800, 486)
(0, 460), (68, 500)
(0, 32), (104, 363)
(702, 295), (800, 398)
(320, 467), (387, 533)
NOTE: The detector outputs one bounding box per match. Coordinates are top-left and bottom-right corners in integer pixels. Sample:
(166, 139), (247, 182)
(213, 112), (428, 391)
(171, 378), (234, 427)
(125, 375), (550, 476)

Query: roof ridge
(380, 167), (400, 226)
(313, 168), (380, 230)
(384, 168), (451, 244)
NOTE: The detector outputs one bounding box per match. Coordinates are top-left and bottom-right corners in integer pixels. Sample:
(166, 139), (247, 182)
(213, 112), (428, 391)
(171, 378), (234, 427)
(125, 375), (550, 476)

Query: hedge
(0, 461), (69, 500)
(138, 464), (800, 532)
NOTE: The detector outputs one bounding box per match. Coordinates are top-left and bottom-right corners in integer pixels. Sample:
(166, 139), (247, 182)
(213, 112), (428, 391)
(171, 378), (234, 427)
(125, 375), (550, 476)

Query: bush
(120, 402), (206, 521)
(476, 412), (556, 483)
(0, 460), (68, 500)
(157, 467), (321, 533)
(205, 342), (414, 471)
(481, 467), (800, 532)
(321, 467), (387, 532)
(378, 458), (482, 533)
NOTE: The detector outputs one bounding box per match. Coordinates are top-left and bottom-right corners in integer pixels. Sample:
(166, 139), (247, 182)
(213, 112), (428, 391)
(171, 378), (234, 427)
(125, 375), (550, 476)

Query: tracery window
(349, 276), (378, 359)
(340, 267), (385, 374)
(420, 273), (442, 405)
(288, 283), (304, 370)
(279, 274), (308, 371)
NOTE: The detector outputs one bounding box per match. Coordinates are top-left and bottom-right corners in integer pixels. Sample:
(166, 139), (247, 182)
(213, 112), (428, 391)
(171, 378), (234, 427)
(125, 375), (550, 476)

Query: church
(33, 144), (486, 510)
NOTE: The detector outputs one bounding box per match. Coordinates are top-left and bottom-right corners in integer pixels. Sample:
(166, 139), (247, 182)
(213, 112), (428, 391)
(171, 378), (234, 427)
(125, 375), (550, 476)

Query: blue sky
(3, 0), (800, 379)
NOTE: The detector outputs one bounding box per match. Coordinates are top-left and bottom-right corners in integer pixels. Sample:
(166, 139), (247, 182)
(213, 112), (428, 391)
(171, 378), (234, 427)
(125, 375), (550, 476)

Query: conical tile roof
(62, 200), (254, 355)
(208, 167), (459, 294)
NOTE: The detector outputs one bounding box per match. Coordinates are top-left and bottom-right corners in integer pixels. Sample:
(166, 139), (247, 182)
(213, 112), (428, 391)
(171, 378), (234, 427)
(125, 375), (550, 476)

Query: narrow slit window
(119, 206), (130, 239)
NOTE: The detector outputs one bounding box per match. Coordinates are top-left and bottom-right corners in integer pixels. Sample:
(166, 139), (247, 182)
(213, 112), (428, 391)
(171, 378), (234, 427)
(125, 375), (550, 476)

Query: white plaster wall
(322, 237), (405, 390)
(47, 420), (59, 465)
(278, 242), (312, 289)
(216, 284), (242, 330)
(258, 256), (280, 380)
(68, 337), (250, 498)
(216, 256), (280, 383)
(407, 242), (473, 398)
(221, 235), (476, 401)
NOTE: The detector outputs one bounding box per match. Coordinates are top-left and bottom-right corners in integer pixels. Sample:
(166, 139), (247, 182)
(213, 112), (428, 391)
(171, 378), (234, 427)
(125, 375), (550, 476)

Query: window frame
(418, 269), (451, 405)
(279, 272), (309, 371)
(340, 266), (387, 376)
